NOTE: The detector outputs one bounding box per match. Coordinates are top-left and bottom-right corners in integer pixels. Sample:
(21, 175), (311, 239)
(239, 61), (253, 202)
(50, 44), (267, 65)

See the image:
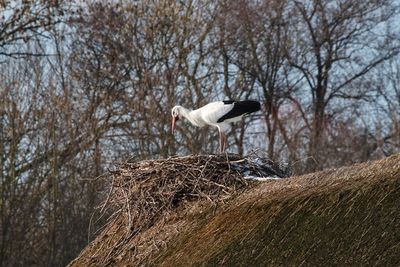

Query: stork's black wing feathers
(217, 100), (261, 122)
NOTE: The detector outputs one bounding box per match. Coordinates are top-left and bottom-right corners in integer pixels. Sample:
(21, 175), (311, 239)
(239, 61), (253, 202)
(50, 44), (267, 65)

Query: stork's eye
(172, 107), (179, 117)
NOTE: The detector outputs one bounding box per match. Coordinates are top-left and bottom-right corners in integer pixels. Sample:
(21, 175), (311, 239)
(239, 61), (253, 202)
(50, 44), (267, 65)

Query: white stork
(171, 100), (261, 152)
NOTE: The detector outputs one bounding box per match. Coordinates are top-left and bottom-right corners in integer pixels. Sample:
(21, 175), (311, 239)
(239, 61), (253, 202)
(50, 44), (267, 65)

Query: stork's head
(171, 106), (182, 134)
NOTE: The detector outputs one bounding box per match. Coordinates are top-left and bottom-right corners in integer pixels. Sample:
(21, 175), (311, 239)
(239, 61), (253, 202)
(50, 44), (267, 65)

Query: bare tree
(215, 0), (296, 158)
(286, 0), (399, 171)
(0, 0), (65, 59)
(368, 56), (400, 156)
(69, 1), (223, 157)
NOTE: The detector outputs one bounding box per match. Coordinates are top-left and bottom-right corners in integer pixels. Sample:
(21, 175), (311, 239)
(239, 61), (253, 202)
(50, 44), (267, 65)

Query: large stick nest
(89, 153), (291, 265)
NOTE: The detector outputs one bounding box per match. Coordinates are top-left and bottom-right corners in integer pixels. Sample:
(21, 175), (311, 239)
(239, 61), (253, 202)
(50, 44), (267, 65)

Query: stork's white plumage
(171, 100), (261, 152)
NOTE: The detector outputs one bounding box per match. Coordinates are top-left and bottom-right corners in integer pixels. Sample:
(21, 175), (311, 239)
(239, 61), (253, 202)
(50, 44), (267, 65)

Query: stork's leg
(221, 132), (227, 153)
(219, 131), (223, 153)
(223, 133), (228, 152)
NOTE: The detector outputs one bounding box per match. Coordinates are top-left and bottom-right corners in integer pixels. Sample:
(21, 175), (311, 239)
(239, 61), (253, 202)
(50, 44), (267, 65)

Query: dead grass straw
(90, 153), (277, 265)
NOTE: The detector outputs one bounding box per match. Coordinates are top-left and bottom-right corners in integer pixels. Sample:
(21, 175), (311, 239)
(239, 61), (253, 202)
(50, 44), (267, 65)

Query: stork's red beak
(172, 116), (179, 134)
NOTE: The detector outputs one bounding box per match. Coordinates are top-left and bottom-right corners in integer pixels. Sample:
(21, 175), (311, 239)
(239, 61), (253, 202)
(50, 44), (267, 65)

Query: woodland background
(0, 0), (399, 266)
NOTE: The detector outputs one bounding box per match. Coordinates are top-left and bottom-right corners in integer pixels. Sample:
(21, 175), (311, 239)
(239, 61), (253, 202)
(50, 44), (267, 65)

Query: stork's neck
(179, 106), (205, 127)
(178, 106), (191, 118)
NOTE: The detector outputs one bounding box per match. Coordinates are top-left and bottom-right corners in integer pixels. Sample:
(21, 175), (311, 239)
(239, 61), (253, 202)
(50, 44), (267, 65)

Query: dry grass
(69, 153), (289, 266)
(69, 153), (400, 267)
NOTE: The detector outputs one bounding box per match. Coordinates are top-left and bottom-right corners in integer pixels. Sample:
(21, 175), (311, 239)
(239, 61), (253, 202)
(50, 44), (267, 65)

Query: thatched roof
(69, 153), (400, 266)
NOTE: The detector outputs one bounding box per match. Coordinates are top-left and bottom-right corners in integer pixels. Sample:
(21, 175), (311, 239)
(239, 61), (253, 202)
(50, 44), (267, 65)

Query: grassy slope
(70, 154), (400, 266)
